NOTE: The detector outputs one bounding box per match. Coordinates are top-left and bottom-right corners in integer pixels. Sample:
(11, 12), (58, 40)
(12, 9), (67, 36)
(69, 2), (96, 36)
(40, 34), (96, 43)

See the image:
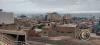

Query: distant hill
(70, 13), (100, 18)
(15, 13), (100, 19)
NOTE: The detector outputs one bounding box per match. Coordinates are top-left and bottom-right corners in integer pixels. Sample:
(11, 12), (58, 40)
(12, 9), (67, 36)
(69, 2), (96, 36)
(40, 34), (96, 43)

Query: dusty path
(27, 36), (100, 45)
(27, 33), (100, 45)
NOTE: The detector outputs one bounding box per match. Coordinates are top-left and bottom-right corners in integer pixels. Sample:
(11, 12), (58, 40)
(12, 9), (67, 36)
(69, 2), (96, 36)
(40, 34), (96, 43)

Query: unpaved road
(27, 36), (100, 45)
(27, 33), (100, 45)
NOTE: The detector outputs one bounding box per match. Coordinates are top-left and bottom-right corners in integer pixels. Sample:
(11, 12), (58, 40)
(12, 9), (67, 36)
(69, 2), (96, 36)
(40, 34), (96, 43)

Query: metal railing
(0, 33), (14, 45)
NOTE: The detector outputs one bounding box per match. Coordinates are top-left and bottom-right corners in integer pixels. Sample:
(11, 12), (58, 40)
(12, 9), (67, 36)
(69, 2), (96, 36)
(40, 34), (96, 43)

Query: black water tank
(0, 9), (2, 11)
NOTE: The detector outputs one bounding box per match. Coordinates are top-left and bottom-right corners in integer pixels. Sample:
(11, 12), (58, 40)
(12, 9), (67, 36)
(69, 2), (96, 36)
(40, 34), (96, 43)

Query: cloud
(0, 0), (100, 14)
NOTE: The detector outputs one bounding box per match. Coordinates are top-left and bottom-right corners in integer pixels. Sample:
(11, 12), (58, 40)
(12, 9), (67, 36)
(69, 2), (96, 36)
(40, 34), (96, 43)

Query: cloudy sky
(0, 0), (100, 14)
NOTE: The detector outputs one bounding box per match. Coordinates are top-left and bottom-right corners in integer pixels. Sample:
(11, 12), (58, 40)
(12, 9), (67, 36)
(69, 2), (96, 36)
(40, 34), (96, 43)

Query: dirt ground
(27, 36), (100, 45)
(27, 32), (100, 45)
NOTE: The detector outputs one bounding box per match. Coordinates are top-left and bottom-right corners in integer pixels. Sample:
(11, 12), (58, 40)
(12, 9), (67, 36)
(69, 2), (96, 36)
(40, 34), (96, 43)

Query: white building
(0, 12), (14, 24)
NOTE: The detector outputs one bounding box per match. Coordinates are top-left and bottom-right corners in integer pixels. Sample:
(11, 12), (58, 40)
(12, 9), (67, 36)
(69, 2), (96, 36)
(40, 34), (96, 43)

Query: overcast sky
(0, 0), (100, 14)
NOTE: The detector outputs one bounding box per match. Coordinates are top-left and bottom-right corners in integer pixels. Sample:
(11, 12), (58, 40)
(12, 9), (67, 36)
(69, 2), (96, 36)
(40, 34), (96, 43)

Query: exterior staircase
(0, 33), (14, 45)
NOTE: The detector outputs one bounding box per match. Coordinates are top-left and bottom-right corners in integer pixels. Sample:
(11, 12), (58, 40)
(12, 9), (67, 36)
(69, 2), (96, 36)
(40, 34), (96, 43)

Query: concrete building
(0, 12), (14, 24)
(46, 12), (62, 22)
(63, 14), (72, 24)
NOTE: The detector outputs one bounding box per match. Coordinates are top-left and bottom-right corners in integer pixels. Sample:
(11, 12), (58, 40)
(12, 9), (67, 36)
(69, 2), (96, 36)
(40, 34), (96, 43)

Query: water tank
(0, 9), (3, 12)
